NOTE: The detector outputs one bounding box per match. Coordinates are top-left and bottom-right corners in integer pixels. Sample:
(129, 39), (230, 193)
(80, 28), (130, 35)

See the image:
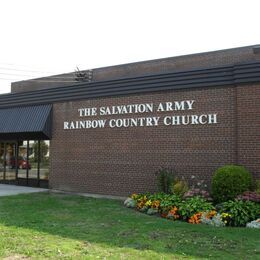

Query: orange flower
(136, 195), (148, 209)
(151, 200), (160, 209)
(167, 206), (180, 220)
(137, 201), (146, 209)
(188, 212), (202, 224)
(205, 210), (217, 219)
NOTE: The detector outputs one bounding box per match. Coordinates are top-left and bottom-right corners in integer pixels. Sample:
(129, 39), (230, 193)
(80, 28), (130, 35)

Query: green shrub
(178, 196), (214, 220)
(159, 194), (182, 213)
(212, 165), (253, 203)
(148, 192), (178, 202)
(171, 180), (189, 197)
(220, 200), (260, 227)
(155, 168), (174, 194)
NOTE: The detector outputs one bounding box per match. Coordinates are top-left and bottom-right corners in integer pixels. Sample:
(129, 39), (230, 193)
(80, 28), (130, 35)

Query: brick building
(0, 45), (259, 196)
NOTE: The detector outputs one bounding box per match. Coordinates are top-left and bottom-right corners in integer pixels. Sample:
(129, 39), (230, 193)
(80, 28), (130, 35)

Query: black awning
(0, 104), (52, 140)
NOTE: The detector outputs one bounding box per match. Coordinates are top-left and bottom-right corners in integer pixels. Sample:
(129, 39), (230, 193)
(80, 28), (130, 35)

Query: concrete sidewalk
(0, 184), (48, 196)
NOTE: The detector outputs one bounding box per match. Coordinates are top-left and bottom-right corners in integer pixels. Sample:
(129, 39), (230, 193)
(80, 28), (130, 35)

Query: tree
(32, 141), (49, 163)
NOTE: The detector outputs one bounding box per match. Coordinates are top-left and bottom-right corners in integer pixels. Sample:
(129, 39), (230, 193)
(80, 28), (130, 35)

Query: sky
(0, 0), (260, 93)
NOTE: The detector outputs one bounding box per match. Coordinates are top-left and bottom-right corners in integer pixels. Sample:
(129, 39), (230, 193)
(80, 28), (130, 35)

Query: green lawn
(0, 193), (259, 259)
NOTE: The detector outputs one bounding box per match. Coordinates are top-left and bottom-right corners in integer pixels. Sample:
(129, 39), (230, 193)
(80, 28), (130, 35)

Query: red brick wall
(49, 85), (252, 196)
(237, 84), (260, 181)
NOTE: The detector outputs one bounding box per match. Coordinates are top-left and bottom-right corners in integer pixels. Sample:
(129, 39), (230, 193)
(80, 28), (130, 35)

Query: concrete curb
(0, 184), (49, 197)
(50, 189), (127, 201)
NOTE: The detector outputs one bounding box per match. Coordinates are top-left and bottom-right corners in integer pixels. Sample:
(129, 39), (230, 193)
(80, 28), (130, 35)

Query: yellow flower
(145, 200), (152, 206)
(131, 193), (138, 199)
(151, 200), (160, 209)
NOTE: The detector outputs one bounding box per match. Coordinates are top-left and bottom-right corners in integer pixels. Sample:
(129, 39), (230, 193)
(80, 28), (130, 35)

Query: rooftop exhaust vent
(74, 67), (93, 82)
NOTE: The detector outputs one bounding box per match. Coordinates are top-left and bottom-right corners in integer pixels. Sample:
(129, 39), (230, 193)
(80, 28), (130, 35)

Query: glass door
(27, 140), (39, 186)
(4, 142), (17, 183)
(17, 141), (29, 185)
(0, 140), (49, 187)
(0, 141), (16, 183)
(17, 140), (49, 187)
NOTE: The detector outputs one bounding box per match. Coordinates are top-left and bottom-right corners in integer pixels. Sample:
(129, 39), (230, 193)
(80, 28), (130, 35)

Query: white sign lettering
(63, 100), (218, 130)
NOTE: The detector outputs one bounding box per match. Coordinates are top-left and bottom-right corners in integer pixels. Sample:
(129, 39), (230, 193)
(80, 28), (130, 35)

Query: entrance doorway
(0, 142), (17, 184)
(0, 140), (49, 188)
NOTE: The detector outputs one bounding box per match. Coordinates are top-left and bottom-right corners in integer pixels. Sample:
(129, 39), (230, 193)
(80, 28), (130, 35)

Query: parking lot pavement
(0, 184), (48, 196)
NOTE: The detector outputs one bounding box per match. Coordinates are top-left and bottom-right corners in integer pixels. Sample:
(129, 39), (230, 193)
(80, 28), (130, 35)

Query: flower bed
(124, 192), (260, 228)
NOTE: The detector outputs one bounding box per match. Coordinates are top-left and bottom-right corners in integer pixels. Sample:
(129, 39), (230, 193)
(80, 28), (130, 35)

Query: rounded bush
(212, 165), (253, 203)
(171, 180), (189, 197)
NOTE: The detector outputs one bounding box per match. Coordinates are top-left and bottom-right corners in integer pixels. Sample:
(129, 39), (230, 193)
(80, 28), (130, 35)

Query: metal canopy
(0, 104), (52, 140)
